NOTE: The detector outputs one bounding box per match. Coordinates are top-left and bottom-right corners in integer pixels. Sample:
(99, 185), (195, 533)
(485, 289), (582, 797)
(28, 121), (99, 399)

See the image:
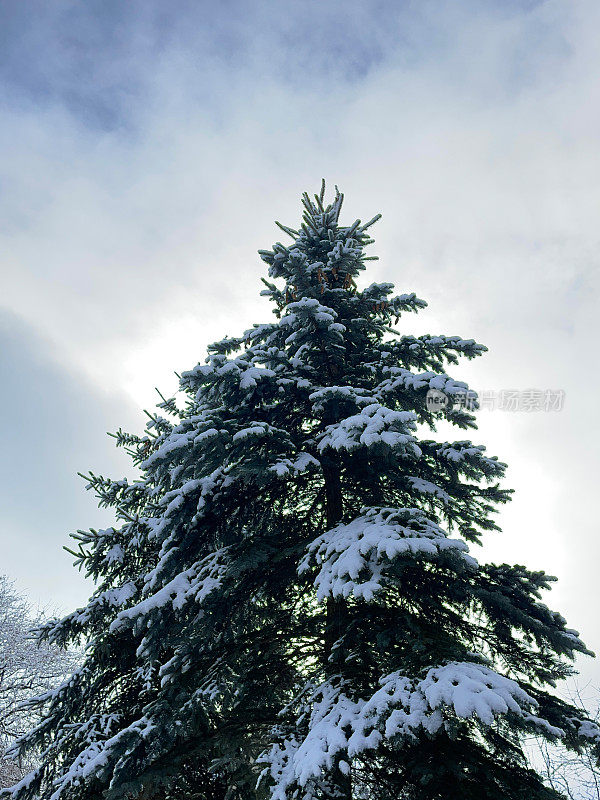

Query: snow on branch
(261, 663), (564, 799)
(316, 403), (420, 454)
(299, 507), (476, 602)
(109, 549), (228, 634)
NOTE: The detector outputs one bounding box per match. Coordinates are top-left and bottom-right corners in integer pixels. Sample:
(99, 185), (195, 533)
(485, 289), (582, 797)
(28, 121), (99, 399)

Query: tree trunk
(321, 456), (352, 800)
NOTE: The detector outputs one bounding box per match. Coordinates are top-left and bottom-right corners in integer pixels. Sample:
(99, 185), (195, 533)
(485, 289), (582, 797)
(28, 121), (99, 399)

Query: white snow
(376, 366), (469, 401)
(45, 715), (157, 800)
(269, 452), (320, 478)
(110, 549), (227, 632)
(232, 424), (270, 442)
(239, 366), (276, 389)
(300, 507), (476, 602)
(262, 662), (565, 799)
(406, 477), (451, 505)
(308, 386), (373, 412)
(576, 719), (600, 740)
(71, 583), (137, 626)
(316, 403), (420, 454)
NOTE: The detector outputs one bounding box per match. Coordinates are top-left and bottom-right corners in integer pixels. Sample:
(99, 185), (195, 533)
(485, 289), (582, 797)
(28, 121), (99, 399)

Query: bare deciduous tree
(531, 685), (600, 800)
(0, 576), (74, 789)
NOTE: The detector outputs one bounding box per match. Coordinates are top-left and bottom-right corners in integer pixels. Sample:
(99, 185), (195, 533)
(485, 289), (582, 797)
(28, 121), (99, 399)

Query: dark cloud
(0, 310), (138, 610)
(0, 0), (558, 131)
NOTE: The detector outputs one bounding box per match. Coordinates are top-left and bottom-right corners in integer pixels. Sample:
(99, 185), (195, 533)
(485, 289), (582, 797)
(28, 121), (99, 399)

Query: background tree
(0, 576), (73, 788)
(3, 184), (599, 800)
(529, 685), (600, 799)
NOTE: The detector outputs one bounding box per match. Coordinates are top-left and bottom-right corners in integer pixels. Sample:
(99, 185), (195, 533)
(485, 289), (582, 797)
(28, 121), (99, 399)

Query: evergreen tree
(4, 184), (599, 800)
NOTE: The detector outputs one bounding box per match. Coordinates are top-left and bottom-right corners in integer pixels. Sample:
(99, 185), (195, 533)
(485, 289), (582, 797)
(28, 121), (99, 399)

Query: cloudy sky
(1, 0), (599, 682)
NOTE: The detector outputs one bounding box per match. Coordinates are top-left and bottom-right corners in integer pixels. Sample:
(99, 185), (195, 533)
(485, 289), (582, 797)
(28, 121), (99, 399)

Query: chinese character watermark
(426, 388), (565, 414)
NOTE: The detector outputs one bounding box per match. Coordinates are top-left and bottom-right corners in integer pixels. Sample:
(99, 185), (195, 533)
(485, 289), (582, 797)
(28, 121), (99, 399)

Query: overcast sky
(1, 0), (599, 683)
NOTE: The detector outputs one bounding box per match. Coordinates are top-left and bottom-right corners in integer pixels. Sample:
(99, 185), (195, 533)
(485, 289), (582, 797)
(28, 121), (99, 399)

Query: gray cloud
(0, 311), (137, 612)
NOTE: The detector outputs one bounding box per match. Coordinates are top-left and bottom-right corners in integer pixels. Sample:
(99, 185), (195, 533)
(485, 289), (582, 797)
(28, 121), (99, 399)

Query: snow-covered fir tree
(4, 184), (599, 800)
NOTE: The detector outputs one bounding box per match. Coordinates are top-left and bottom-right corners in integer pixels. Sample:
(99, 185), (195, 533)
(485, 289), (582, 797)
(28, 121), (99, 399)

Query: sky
(1, 0), (599, 683)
